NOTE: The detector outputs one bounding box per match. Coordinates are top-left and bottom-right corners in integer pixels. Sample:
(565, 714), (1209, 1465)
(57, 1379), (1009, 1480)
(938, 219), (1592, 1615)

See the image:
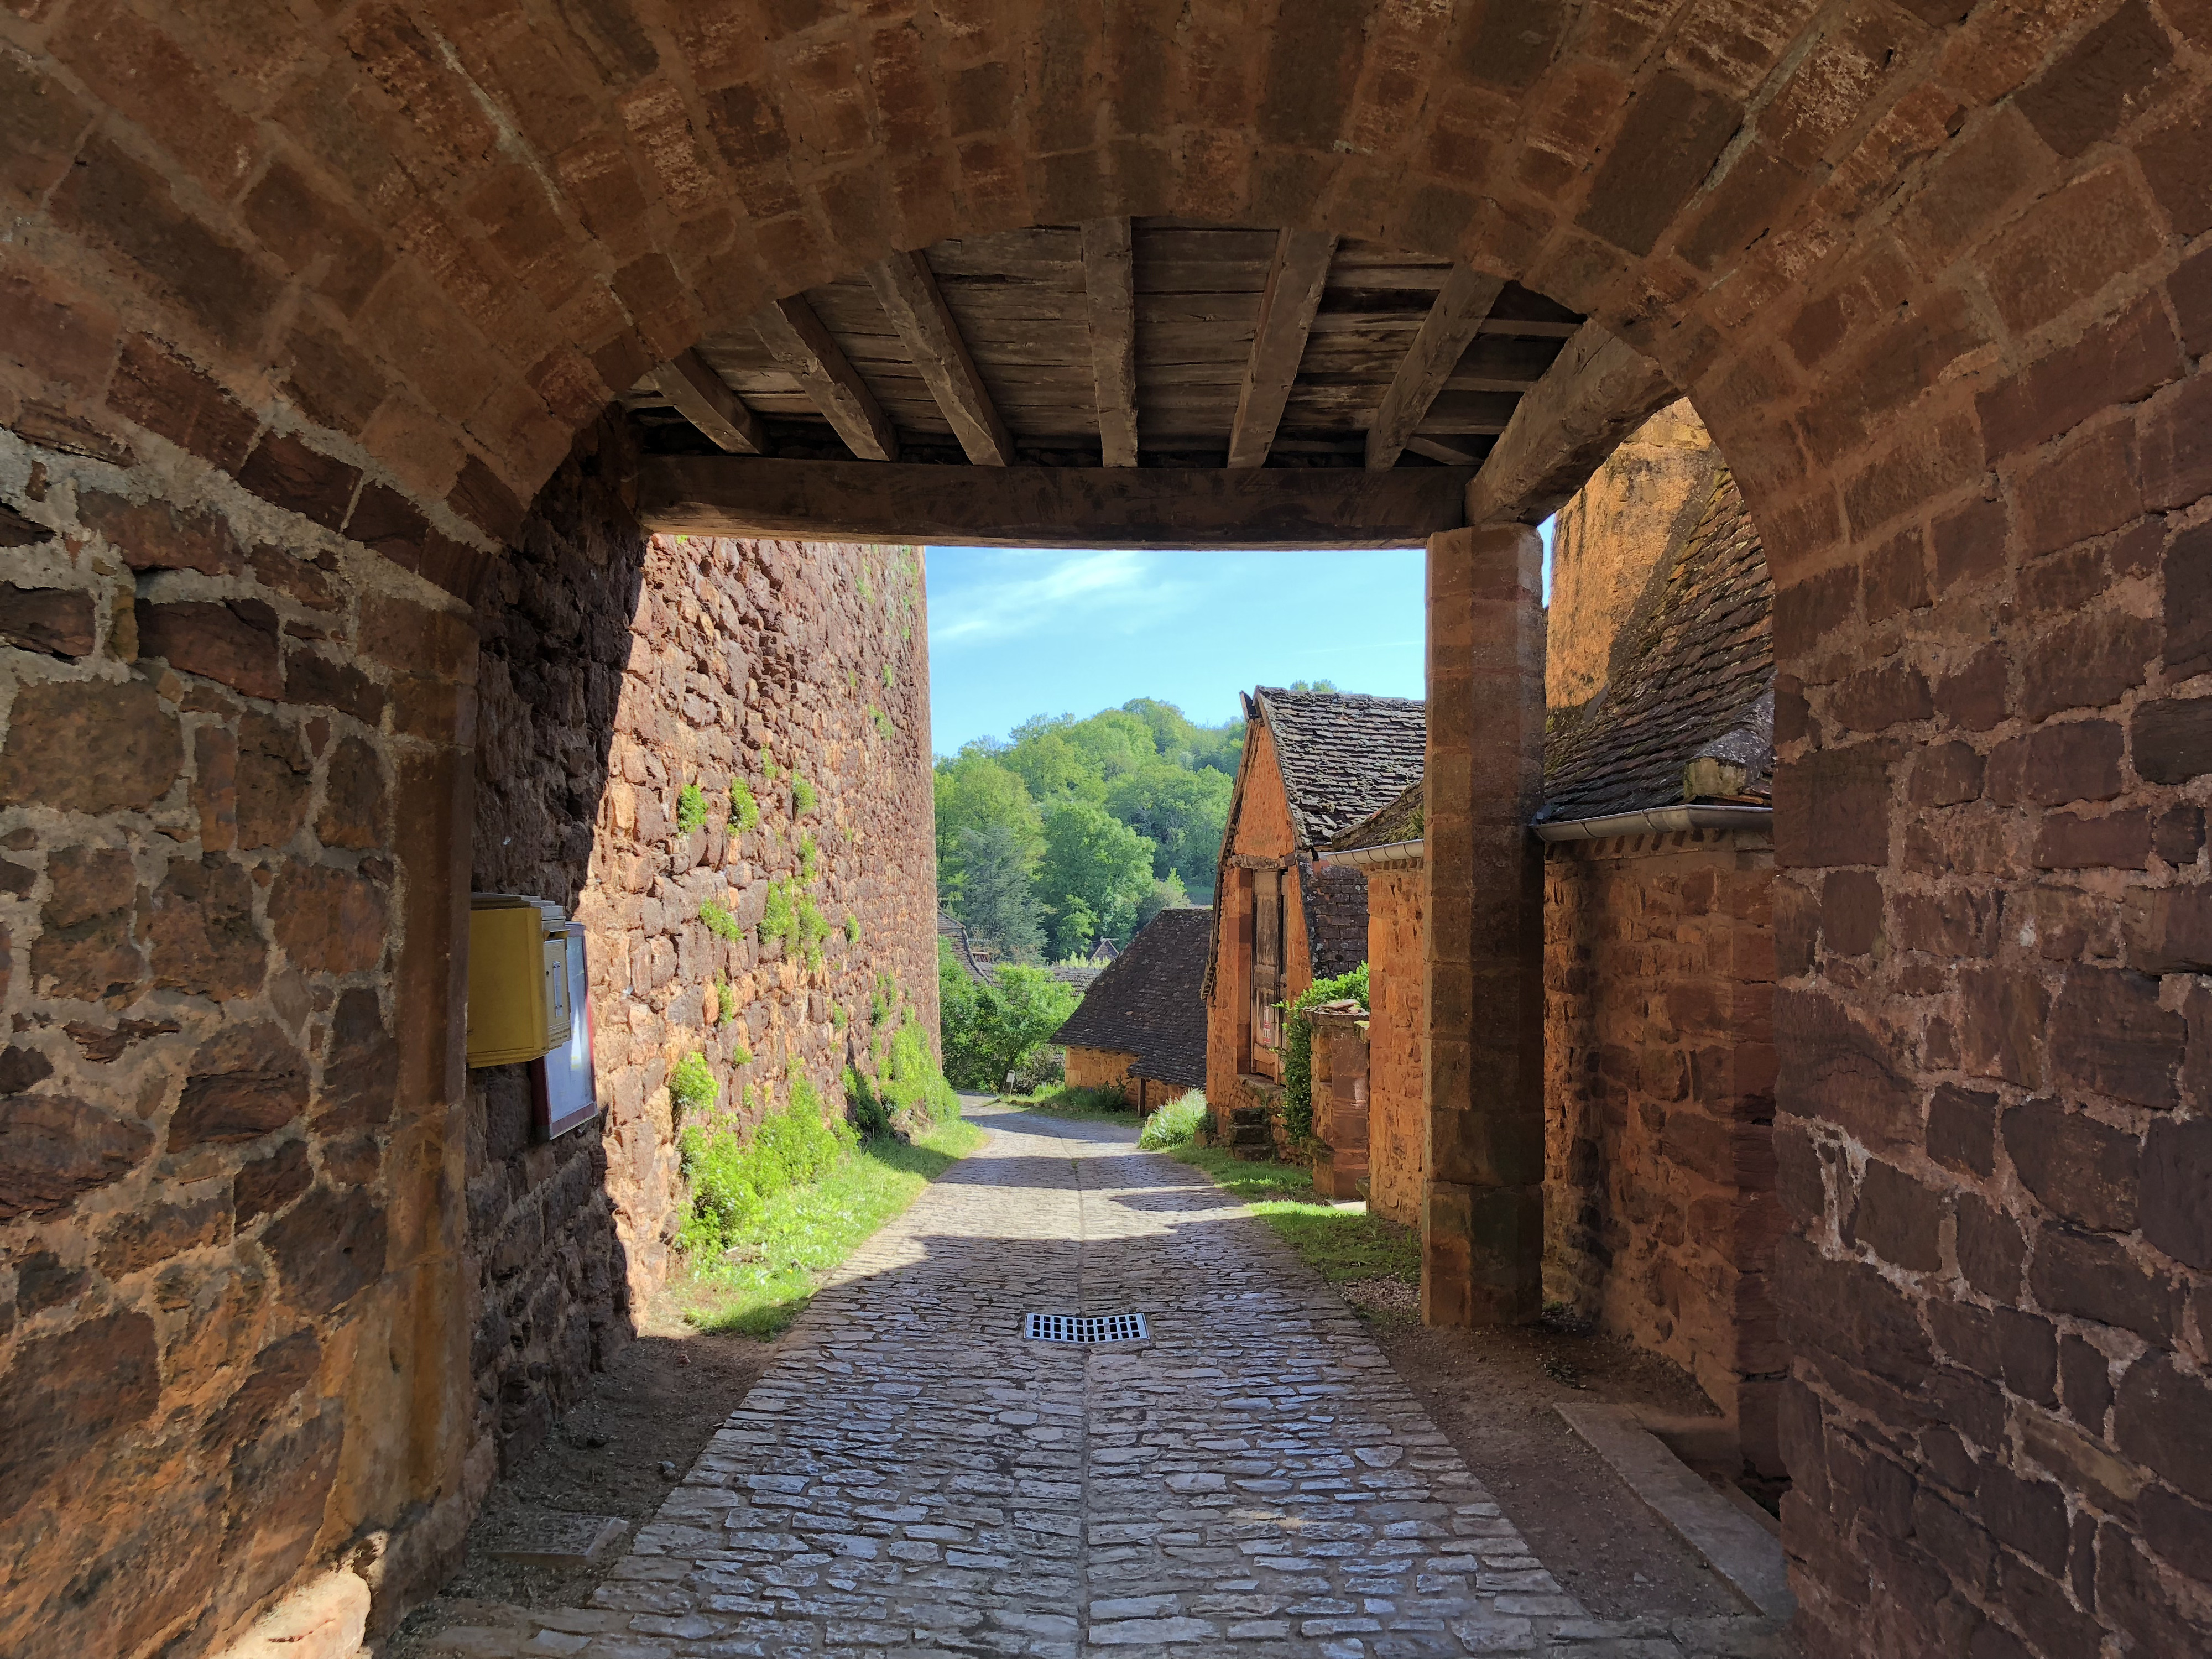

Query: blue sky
(924, 530), (1555, 756)
(922, 545), (1420, 755)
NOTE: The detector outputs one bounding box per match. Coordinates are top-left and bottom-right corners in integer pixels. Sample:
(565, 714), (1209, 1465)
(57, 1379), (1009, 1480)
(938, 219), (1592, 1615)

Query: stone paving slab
(415, 1106), (1792, 1658)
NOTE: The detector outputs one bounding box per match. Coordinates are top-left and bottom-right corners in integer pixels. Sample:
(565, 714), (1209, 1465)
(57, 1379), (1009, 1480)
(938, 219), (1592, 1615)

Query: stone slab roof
(1301, 862), (1371, 980)
(1053, 907), (1211, 1088)
(1321, 471), (1773, 852)
(1254, 687), (1428, 848)
(1323, 780), (1425, 852)
(1541, 470), (1773, 822)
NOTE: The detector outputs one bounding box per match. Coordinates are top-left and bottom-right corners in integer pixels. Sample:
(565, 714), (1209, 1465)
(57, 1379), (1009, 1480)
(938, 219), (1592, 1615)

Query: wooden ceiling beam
(748, 294), (900, 462)
(1227, 229), (1337, 469)
(1081, 218), (1140, 467)
(637, 457), (1470, 547)
(1365, 265), (1507, 470)
(644, 349), (765, 453)
(866, 250), (1014, 466)
(1462, 322), (1680, 526)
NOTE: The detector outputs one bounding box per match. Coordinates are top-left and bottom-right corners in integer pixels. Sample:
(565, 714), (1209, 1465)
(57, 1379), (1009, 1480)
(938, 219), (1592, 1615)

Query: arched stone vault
(2, 3), (2209, 1658)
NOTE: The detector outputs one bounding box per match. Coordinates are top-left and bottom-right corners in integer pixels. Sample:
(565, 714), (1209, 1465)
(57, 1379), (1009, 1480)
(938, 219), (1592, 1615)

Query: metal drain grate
(1024, 1312), (1149, 1344)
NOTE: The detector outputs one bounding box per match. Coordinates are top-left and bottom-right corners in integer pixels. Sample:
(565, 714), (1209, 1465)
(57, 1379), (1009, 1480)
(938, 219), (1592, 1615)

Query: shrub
(881, 663), (895, 690)
(1281, 964), (1370, 1147)
(675, 782), (708, 835)
(831, 1003), (848, 1030)
(728, 779), (760, 832)
(869, 972), (896, 1027)
(847, 1020), (961, 1130)
(676, 1079), (857, 1254)
(760, 878), (796, 953)
(1139, 1091), (1207, 1150)
(845, 913), (862, 945)
(792, 775), (817, 815)
(938, 945), (1080, 1091)
(668, 1052), (717, 1120)
(700, 898), (745, 942)
(799, 832), (819, 882)
(1006, 1045), (1065, 1093)
(795, 890), (832, 972)
(871, 704), (894, 740)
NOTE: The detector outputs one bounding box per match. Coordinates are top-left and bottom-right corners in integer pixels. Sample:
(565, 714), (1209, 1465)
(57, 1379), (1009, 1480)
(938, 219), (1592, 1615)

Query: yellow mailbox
(467, 895), (572, 1068)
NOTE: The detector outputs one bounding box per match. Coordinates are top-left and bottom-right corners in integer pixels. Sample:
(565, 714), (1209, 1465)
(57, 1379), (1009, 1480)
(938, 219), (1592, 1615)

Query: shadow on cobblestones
(413, 1102), (1794, 1658)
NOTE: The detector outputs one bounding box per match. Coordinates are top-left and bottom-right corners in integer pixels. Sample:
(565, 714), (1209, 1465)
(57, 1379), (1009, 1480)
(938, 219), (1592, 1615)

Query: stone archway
(2, 6), (2209, 1657)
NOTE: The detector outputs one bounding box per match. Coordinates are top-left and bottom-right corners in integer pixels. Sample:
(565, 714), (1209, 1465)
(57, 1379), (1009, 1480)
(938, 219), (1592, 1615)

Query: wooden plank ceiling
(624, 219), (1587, 545)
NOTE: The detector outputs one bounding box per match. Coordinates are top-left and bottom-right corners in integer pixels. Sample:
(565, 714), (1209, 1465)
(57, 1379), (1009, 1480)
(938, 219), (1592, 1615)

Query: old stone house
(1052, 906), (1208, 1113)
(2, 6), (2209, 1656)
(1322, 403), (1783, 1476)
(1202, 687), (1423, 1126)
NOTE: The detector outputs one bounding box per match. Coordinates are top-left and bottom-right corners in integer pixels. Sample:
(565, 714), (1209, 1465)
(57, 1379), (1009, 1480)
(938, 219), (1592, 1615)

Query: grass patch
(1170, 1145), (1420, 1289)
(999, 1084), (1141, 1125)
(667, 1115), (984, 1339)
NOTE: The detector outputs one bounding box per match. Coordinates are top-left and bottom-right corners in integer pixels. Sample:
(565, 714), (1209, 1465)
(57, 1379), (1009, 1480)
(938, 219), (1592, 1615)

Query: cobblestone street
(424, 1105), (1788, 1658)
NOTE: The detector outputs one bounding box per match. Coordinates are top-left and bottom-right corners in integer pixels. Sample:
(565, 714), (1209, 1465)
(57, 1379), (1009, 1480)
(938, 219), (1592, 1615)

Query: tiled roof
(1322, 780), (1423, 853)
(1255, 687), (1427, 848)
(1301, 862), (1371, 979)
(1053, 907), (1210, 1088)
(1542, 469), (1773, 821)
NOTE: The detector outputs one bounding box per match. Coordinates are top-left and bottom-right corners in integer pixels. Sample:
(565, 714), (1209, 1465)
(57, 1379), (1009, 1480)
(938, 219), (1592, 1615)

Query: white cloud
(931, 548), (1189, 645)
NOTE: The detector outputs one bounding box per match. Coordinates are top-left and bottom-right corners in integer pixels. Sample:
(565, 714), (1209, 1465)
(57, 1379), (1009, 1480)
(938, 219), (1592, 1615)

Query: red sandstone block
(137, 598), (281, 701)
(77, 491), (241, 576)
(1933, 644), (2009, 732)
(2174, 246), (2212, 362)
(1891, 106), (2051, 278)
(278, 320), (390, 438)
(1574, 69), (1743, 258)
(236, 431), (362, 533)
(106, 335), (258, 470)
(1827, 659), (1934, 735)
(1843, 414), (1982, 538)
(1978, 293), (2184, 460)
(0, 260), (119, 401)
(2016, 0), (2178, 158)
(2015, 422), (2143, 559)
(242, 160), (390, 317)
(1983, 164), (2166, 338)
(1775, 744), (1893, 869)
(2022, 608), (2158, 723)
(53, 0), (262, 199)
(2139, 372), (2212, 513)
(53, 135), (282, 355)
(0, 49), (92, 208)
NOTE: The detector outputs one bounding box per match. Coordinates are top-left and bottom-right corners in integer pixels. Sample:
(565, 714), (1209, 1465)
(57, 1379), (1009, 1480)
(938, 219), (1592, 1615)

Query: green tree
(938, 941), (1081, 1091)
(1001, 726), (1106, 805)
(1134, 871), (1190, 931)
(957, 823), (1045, 962)
(1036, 799), (1156, 954)
(1288, 677), (1339, 692)
(934, 752), (1041, 901)
(1061, 708), (1156, 780)
(1105, 761), (1232, 894)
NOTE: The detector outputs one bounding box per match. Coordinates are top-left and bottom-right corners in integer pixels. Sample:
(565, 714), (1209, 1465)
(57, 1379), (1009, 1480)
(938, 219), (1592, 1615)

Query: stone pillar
(1422, 523), (1546, 1326)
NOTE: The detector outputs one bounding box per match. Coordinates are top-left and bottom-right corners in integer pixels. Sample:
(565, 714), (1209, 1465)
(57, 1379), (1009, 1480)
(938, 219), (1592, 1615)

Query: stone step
(1227, 1125), (1273, 1147)
(1229, 1105), (1271, 1126)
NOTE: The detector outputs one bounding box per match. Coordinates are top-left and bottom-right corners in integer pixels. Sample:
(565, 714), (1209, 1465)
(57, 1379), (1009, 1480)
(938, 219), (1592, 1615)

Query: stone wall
(1204, 722), (1310, 1112)
(1363, 865), (1425, 1228)
(1544, 826), (1783, 1477)
(463, 424), (937, 1474)
(0, 414), (479, 1659)
(1065, 1045), (1139, 1101)
(1546, 401), (1727, 716)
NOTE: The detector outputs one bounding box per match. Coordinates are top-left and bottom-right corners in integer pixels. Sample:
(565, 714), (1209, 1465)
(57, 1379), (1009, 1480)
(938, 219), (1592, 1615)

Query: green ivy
(669, 1052), (717, 1120)
(870, 704), (894, 740)
(844, 913), (862, 945)
(798, 832), (819, 883)
(760, 878), (796, 953)
(831, 1003), (848, 1030)
(793, 775), (817, 815)
(881, 663), (895, 690)
(796, 890), (832, 972)
(728, 779), (760, 832)
(1281, 964), (1371, 1149)
(675, 782), (708, 836)
(700, 898), (745, 943)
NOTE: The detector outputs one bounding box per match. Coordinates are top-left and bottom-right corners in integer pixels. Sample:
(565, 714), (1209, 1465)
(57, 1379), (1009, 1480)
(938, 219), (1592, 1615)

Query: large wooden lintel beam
(749, 294), (900, 462)
(647, 349), (765, 453)
(1462, 322), (1680, 526)
(1228, 229), (1337, 469)
(867, 250), (1013, 466)
(637, 458), (1472, 549)
(1365, 265), (1506, 471)
(1081, 218), (1140, 467)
